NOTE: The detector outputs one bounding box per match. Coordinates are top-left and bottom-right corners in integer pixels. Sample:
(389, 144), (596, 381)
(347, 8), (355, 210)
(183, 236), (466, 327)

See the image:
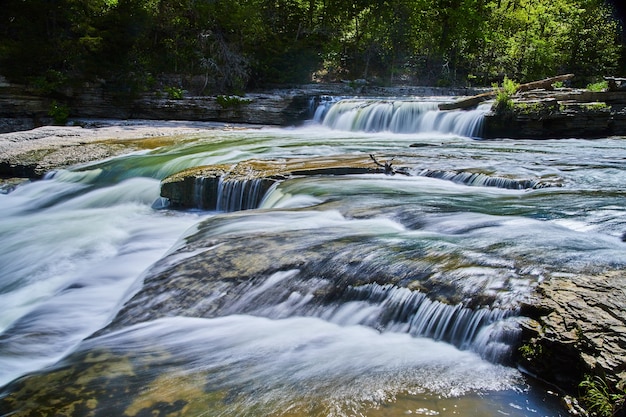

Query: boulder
(517, 270), (626, 402)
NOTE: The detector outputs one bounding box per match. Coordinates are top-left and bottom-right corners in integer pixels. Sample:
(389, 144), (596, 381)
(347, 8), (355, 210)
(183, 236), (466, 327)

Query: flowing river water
(1, 98), (625, 416)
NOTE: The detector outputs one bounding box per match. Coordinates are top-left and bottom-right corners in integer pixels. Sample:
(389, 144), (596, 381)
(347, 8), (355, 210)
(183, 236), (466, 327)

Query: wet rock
(482, 91), (626, 139)
(517, 270), (626, 398)
(160, 155), (379, 210)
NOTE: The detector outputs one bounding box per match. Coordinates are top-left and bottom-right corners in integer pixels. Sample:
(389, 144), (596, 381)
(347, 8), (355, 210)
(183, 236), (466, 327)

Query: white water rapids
(1, 99), (625, 416)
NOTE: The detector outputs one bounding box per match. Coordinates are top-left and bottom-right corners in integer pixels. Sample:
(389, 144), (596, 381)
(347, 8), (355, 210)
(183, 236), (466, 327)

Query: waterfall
(417, 169), (551, 190)
(184, 176), (272, 212)
(311, 95), (339, 123)
(318, 98), (490, 137)
(334, 283), (518, 362)
(222, 271), (519, 363)
(215, 177), (269, 212)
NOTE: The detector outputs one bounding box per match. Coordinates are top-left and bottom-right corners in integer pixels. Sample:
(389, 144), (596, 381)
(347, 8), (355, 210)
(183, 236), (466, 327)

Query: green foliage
(164, 86), (184, 100)
(586, 81), (609, 92)
(581, 102), (610, 111)
(493, 77), (519, 113)
(514, 102), (544, 115)
(579, 375), (625, 417)
(31, 70), (69, 95)
(48, 101), (70, 125)
(0, 0), (624, 90)
(519, 342), (543, 360)
(216, 95), (251, 109)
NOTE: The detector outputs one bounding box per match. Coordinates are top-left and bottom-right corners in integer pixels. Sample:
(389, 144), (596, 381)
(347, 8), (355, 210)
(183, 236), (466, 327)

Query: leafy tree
(0, 0), (624, 92)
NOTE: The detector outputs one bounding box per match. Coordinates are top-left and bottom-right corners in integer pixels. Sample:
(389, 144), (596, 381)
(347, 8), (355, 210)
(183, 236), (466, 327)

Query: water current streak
(335, 283), (518, 362)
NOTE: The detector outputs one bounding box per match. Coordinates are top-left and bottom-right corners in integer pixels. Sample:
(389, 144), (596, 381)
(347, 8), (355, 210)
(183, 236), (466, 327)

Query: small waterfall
(227, 271), (519, 363)
(182, 176), (273, 211)
(417, 169), (551, 190)
(215, 177), (268, 212)
(318, 98), (489, 137)
(335, 283), (518, 362)
(311, 95), (339, 123)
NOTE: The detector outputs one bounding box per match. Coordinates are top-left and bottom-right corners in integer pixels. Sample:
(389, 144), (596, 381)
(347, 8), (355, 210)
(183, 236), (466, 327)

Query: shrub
(579, 375), (625, 417)
(586, 81), (608, 92)
(492, 77), (519, 113)
(48, 101), (70, 125)
(164, 86), (184, 100)
(216, 95), (251, 109)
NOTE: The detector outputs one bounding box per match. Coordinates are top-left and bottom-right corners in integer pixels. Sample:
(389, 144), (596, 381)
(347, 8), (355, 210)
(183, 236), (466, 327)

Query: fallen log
(438, 74), (575, 110)
(517, 73), (574, 93)
(438, 91), (495, 110)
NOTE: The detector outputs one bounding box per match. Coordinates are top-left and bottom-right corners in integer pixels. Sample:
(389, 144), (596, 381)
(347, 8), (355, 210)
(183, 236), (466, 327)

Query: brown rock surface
(160, 155), (380, 209)
(519, 270), (626, 396)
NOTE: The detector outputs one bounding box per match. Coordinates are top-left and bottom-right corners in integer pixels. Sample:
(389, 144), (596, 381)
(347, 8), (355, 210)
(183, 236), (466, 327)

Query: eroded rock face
(518, 270), (626, 395)
(482, 91), (626, 139)
(160, 156), (379, 210)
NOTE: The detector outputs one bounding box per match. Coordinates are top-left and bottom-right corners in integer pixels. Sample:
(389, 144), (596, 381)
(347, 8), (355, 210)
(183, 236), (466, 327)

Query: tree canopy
(1, 0), (624, 94)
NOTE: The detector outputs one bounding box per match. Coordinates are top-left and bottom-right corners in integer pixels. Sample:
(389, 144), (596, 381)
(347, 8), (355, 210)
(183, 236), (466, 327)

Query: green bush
(164, 86), (184, 100)
(492, 77), (519, 113)
(216, 95), (251, 109)
(48, 101), (70, 125)
(579, 375), (625, 417)
(586, 81), (608, 92)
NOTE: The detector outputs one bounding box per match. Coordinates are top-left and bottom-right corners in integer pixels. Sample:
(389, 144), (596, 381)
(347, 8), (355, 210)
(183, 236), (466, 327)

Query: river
(1, 98), (625, 416)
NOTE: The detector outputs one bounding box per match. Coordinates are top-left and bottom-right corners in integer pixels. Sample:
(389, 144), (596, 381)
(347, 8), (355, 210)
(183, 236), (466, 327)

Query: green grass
(579, 375), (625, 417)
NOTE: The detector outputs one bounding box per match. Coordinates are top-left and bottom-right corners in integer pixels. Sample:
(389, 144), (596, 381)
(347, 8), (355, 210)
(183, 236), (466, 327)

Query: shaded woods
(0, 0), (624, 95)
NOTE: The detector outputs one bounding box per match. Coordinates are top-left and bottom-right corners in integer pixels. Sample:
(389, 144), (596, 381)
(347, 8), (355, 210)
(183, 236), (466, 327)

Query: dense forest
(1, 0), (625, 95)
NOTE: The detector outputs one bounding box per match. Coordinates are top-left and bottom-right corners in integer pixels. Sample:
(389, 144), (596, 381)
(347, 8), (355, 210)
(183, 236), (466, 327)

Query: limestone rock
(518, 270), (626, 396)
(160, 155), (379, 210)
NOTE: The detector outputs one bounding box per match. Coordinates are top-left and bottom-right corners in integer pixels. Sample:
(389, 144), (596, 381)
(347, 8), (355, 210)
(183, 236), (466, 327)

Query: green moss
(581, 102), (610, 112)
(514, 102), (544, 115)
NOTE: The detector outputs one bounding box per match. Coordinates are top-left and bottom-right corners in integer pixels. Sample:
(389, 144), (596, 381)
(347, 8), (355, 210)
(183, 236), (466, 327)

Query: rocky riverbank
(0, 119), (253, 184)
(156, 155), (626, 415)
(1, 88), (625, 415)
(0, 78), (480, 133)
(519, 270), (626, 401)
(483, 89), (626, 139)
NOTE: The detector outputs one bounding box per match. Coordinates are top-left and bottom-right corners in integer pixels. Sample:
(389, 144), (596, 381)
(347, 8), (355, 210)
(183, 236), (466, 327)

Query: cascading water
(2, 113), (624, 416)
(416, 169), (552, 190)
(317, 98), (490, 137)
(215, 177), (268, 212)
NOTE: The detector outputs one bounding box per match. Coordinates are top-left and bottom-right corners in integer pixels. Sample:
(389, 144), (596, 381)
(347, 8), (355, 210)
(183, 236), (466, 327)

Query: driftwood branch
(370, 154), (394, 175)
(369, 154), (410, 176)
(438, 74), (575, 110)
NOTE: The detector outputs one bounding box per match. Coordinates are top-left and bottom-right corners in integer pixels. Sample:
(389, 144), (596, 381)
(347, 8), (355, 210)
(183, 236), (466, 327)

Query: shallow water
(1, 115), (625, 416)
